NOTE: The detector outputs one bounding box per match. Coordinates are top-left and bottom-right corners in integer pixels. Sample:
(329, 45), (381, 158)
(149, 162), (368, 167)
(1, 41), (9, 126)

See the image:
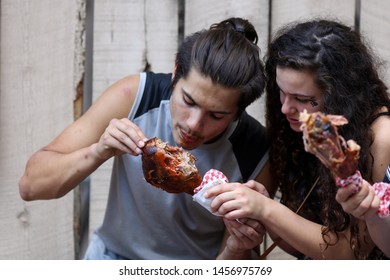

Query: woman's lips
(286, 116), (301, 127)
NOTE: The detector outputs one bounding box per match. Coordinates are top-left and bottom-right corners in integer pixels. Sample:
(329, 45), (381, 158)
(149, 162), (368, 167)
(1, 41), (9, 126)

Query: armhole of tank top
(128, 72), (147, 120)
(385, 165), (390, 182)
(247, 149), (269, 180)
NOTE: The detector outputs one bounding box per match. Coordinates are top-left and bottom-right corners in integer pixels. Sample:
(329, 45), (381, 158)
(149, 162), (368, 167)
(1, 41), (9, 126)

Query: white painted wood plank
(360, 0), (390, 88)
(271, 0), (356, 32)
(89, 0), (179, 245)
(4, 0), (390, 260)
(0, 0), (83, 259)
(145, 0), (179, 73)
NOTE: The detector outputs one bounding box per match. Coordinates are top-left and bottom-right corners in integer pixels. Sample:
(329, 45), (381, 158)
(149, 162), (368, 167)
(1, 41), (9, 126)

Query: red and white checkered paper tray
(193, 169), (229, 215)
(336, 170), (390, 218)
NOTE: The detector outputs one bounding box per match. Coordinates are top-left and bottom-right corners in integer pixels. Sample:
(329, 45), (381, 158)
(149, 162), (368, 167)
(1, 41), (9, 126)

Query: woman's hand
(335, 180), (380, 220)
(205, 181), (269, 220)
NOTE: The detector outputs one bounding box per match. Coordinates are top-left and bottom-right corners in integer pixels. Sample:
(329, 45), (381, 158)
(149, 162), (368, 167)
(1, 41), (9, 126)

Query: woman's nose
(281, 96), (295, 115)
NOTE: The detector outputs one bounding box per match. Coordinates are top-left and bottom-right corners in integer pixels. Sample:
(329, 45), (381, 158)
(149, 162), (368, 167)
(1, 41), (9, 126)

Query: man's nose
(187, 110), (204, 132)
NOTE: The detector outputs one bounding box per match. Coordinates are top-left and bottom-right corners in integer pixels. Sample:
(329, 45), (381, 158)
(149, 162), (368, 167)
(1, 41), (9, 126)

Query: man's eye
(211, 114), (224, 120)
(183, 96), (194, 106)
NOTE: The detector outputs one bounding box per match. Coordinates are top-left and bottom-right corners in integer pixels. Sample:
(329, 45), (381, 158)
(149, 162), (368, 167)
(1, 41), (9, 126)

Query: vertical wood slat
(2, 0), (390, 259)
(270, 0), (356, 32)
(0, 0), (85, 259)
(89, 0), (179, 244)
(360, 0), (390, 87)
(89, 0), (150, 248)
(74, 0), (94, 259)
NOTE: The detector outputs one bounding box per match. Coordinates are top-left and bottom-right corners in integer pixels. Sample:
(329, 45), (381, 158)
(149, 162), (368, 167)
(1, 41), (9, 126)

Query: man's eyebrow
(212, 109), (233, 115)
(182, 90), (195, 103)
(182, 90), (233, 115)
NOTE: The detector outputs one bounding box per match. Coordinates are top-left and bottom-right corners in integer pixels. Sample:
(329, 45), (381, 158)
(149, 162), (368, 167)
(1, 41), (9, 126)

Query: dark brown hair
(172, 18), (265, 115)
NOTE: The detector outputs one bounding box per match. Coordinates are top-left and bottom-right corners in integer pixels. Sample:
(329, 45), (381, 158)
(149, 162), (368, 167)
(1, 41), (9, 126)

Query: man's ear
(172, 64), (177, 81)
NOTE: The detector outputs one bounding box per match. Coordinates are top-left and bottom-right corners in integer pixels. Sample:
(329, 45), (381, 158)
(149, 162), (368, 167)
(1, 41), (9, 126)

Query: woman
(206, 19), (390, 259)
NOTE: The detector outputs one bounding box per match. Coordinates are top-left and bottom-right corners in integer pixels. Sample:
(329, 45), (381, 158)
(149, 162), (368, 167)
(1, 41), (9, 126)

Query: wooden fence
(1, 0), (389, 259)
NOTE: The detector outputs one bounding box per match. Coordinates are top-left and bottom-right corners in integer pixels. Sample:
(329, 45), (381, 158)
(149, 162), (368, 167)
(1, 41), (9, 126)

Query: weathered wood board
(0, 0), (85, 259)
(2, 0), (390, 259)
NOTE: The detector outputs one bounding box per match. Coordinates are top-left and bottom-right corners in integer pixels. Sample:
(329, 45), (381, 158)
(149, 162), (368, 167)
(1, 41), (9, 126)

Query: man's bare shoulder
(45, 74), (142, 153)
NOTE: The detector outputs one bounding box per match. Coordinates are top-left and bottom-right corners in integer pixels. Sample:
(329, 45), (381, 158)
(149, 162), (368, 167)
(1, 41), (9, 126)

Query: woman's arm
(207, 183), (357, 259)
(366, 214), (390, 257)
(336, 179), (390, 258)
(363, 114), (390, 256)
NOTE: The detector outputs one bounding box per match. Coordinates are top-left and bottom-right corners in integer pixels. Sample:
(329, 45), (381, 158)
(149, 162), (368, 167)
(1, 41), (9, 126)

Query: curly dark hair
(264, 19), (390, 259)
(171, 17), (266, 116)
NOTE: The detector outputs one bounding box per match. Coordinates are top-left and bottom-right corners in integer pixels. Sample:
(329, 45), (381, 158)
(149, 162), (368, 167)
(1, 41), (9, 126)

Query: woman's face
(276, 67), (324, 132)
(170, 68), (240, 150)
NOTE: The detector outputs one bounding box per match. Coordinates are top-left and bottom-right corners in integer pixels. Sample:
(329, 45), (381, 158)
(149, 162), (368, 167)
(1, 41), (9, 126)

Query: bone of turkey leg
(141, 137), (202, 194)
(299, 110), (361, 179)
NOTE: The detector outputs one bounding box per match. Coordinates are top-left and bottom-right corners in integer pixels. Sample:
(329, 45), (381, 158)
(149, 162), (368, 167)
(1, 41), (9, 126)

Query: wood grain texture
(89, 0), (179, 244)
(360, 0), (390, 86)
(3, 0), (390, 260)
(271, 0), (356, 32)
(0, 0), (84, 259)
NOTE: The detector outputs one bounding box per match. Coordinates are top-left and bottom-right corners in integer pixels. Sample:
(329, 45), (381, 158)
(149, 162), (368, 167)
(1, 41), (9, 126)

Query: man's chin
(179, 141), (199, 151)
(174, 130), (201, 149)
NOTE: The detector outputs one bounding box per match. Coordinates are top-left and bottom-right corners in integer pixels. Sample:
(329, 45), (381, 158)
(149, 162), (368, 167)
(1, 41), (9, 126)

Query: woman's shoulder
(370, 109), (390, 181)
(371, 109), (390, 142)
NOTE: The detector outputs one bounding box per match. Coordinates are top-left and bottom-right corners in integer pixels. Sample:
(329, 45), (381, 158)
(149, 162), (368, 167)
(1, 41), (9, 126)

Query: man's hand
(96, 118), (148, 159)
(218, 218), (265, 259)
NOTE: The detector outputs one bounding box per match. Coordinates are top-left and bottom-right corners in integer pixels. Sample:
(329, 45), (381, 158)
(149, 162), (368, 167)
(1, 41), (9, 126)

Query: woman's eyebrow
(280, 88), (314, 98)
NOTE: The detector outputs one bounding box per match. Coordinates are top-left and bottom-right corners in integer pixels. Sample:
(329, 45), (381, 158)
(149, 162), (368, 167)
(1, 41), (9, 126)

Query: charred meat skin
(141, 137), (202, 194)
(299, 110), (360, 179)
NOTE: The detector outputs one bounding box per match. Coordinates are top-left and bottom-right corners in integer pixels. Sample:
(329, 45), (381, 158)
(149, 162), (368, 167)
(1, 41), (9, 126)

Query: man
(19, 18), (272, 259)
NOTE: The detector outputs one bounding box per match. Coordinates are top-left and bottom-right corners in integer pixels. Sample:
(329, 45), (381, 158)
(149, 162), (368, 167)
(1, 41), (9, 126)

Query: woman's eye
(295, 97), (307, 103)
(296, 97), (318, 107)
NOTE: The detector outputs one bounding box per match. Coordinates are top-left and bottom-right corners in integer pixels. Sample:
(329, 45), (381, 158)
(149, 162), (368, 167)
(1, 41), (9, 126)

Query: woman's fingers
(336, 181), (380, 220)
